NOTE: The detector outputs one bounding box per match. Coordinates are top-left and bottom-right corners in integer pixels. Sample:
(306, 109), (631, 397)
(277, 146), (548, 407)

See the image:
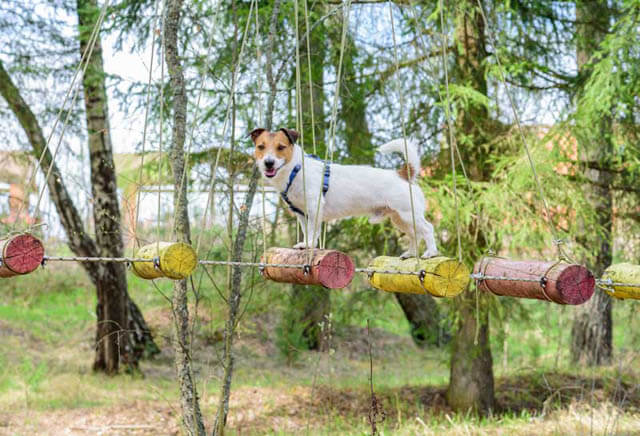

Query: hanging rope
(27, 0), (111, 229)
(194, 0), (255, 255)
(388, 1), (420, 259)
(156, 0), (167, 253)
(132, 0), (161, 255)
(472, 0), (567, 260)
(311, 0), (352, 252)
(294, 0), (311, 261)
(11, 0), (110, 232)
(439, 0), (463, 264)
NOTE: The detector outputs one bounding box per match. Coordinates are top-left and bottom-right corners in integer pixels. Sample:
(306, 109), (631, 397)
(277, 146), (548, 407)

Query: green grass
(1, 263), (639, 434)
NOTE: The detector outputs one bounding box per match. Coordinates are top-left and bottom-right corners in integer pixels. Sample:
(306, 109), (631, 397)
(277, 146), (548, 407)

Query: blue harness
(280, 154), (330, 217)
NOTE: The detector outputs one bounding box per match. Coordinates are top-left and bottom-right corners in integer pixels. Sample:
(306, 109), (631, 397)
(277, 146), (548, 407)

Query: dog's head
(250, 128), (299, 178)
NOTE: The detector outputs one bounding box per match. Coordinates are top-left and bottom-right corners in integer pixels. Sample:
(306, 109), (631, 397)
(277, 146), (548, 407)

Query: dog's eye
(277, 145), (287, 151)
(257, 144), (265, 150)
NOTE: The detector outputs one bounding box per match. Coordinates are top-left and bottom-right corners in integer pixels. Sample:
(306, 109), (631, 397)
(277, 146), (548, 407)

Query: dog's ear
(279, 128), (299, 145)
(249, 128), (266, 143)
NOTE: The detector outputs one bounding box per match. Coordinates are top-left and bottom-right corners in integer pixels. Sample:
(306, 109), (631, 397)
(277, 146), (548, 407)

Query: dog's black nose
(264, 159), (275, 169)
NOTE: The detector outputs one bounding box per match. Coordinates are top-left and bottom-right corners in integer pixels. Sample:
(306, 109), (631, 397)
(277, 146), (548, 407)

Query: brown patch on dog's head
(251, 128), (299, 178)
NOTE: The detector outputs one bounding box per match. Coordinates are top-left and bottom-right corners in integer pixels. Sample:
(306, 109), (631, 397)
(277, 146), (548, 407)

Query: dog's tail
(378, 138), (421, 182)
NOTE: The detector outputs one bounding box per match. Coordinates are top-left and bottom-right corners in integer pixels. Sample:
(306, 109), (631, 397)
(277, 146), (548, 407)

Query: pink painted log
(473, 257), (595, 305)
(0, 234), (45, 278)
(260, 247), (354, 289)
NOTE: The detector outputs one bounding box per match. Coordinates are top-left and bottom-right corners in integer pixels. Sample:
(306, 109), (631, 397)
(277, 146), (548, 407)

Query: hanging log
(601, 263), (640, 300)
(367, 256), (469, 298)
(473, 257), (595, 305)
(0, 233), (44, 278)
(260, 247), (354, 289)
(131, 242), (198, 280)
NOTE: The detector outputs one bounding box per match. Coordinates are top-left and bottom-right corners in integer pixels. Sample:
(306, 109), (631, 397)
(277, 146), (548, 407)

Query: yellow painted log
(367, 256), (469, 298)
(601, 263), (640, 300)
(131, 242), (198, 280)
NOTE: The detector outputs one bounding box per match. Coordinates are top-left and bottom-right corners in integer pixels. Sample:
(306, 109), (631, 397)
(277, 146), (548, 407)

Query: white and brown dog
(251, 128), (438, 259)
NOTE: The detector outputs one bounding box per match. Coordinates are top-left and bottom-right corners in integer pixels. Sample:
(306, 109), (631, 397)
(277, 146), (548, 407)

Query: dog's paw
(293, 242), (308, 250)
(399, 250), (415, 260)
(421, 249), (439, 259)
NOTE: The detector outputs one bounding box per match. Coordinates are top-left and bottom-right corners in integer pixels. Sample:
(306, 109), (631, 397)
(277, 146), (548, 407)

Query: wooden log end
(159, 242), (198, 280)
(261, 247), (355, 289)
(132, 241), (198, 280)
(315, 250), (355, 289)
(427, 257), (470, 298)
(0, 234), (44, 278)
(473, 257), (595, 305)
(368, 256), (469, 298)
(556, 264), (595, 305)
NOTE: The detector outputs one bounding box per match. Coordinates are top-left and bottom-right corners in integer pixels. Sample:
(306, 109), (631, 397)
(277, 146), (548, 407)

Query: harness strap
(280, 155), (330, 217)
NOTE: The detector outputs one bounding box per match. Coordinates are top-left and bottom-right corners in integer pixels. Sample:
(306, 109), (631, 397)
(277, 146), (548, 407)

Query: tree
(570, 0), (613, 366)
(445, 0), (495, 414)
(0, 0), (158, 374)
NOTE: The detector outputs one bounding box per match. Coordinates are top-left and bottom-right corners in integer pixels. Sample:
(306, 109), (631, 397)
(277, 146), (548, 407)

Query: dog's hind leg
(417, 216), (439, 258)
(390, 211), (419, 259)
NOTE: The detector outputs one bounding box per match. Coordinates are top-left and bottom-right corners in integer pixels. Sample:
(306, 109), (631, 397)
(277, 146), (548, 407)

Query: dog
(250, 128), (438, 259)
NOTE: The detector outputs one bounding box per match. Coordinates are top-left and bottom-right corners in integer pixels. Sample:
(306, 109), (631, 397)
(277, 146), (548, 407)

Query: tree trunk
(446, 0), (495, 414)
(77, 0), (132, 374)
(284, 1), (330, 352)
(395, 293), (449, 347)
(163, 0), (205, 434)
(570, 0), (613, 366)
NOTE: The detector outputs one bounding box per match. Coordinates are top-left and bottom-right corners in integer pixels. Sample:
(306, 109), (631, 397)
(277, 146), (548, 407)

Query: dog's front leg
(293, 200), (323, 250)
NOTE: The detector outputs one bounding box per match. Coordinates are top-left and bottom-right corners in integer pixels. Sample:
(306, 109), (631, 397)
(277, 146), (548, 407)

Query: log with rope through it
(2, 233), (638, 304)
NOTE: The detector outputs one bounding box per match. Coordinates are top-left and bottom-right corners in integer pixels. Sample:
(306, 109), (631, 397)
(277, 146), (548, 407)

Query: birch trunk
(213, 2), (282, 434)
(163, 0), (206, 434)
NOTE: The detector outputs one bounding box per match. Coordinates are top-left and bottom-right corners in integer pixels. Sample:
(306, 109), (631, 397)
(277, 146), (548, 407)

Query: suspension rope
(294, 0), (312, 263)
(439, 0), (463, 263)
(194, 0), (255, 255)
(303, 0), (318, 157)
(156, 0), (167, 252)
(473, 0), (567, 260)
(312, 0), (352, 252)
(389, 1), (420, 259)
(28, 0), (110, 227)
(132, 0), (161, 255)
(11, 0), (109, 231)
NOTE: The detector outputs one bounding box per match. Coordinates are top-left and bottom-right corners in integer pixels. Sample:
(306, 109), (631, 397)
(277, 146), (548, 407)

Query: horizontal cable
(470, 272), (545, 283)
(355, 267), (423, 277)
(29, 256), (640, 289)
(43, 256), (153, 263)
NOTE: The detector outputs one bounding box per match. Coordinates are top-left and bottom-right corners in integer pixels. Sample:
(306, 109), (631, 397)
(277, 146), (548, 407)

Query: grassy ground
(1, 260), (639, 435)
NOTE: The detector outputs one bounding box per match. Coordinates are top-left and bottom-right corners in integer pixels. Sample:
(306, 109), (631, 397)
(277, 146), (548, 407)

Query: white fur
(257, 138), (438, 258)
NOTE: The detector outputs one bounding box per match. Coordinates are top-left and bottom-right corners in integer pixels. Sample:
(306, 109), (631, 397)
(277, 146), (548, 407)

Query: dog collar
(280, 155), (330, 217)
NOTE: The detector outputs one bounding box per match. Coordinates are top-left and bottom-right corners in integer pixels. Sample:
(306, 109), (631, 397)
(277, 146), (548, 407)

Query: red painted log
(260, 247), (354, 289)
(0, 234), (45, 278)
(473, 257), (595, 305)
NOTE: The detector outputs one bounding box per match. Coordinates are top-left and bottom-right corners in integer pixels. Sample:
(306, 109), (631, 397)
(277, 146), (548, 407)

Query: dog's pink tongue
(265, 168), (276, 177)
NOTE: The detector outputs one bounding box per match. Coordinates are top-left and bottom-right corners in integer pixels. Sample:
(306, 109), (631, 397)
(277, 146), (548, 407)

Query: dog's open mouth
(264, 167), (278, 178)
